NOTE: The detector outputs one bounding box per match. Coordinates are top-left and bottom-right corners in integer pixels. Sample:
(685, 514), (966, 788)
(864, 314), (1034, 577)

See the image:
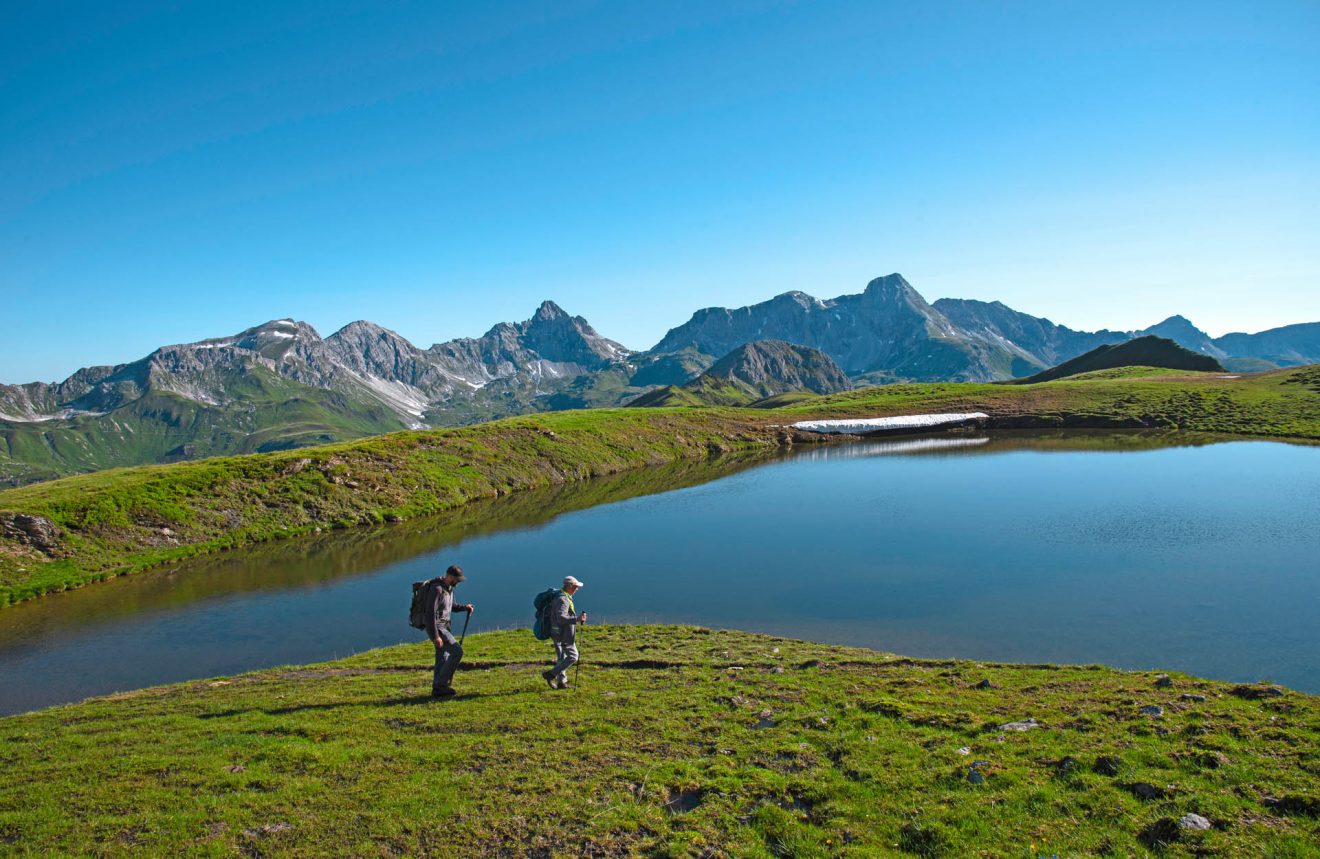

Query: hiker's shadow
(199, 688), (530, 719)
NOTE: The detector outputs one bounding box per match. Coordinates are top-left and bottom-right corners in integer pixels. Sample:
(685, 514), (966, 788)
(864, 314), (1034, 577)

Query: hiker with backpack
(538, 575), (587, 690)
(413, 565), (474, 698)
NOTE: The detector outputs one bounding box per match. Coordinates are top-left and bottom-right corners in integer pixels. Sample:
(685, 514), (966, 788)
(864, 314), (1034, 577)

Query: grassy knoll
(773, 365), (1320, 439)
(0, 410), (777, 606)
(2, 366), (1317, 607)
(1, 626), (1316, 857)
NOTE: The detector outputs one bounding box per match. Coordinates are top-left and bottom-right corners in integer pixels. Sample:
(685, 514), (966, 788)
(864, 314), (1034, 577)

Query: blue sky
(3, 0), (1317, 383)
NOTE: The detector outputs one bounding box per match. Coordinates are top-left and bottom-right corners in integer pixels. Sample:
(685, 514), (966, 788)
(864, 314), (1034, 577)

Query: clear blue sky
(3, 0), (1317, 383)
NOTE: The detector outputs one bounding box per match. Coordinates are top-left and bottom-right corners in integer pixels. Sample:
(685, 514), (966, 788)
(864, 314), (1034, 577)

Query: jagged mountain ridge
(3, 274), (1319, 486)
(629, 340), (851, 408)
(0, 303), (638, 485)
(653, 275), (1320, 383)
(0, 303), (630, 428)
(650, 274), (1025, 383)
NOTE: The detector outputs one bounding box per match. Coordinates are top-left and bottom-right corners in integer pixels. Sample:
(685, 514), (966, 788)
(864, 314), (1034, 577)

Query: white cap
(563, 575), (585, 589)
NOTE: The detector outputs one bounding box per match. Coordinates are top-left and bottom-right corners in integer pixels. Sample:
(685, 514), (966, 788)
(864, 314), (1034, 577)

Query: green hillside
(1008, 336), (1225, 384)
(0, 367), (409, 488)
(1, 626), (1315, 857)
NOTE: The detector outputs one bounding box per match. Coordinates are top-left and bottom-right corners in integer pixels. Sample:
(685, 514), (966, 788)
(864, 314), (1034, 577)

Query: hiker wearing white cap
(541, 575), (587, 690)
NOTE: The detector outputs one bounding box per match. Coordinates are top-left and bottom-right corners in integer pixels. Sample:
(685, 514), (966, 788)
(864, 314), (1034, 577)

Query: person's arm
(424, 584), (442, 644)
(555, 595), (578, 626)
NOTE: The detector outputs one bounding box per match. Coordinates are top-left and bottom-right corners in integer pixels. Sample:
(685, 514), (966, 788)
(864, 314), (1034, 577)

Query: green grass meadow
(1, 627), (1316, 857)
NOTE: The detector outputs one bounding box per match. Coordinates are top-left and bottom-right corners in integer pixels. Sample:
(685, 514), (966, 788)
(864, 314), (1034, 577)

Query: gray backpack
(409, 578), (441, 630)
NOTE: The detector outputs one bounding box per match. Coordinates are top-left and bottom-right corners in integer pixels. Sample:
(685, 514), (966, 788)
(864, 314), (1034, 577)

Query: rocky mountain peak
(771, 291), (821, 309)
(518, 303), (629, 368)
(333, 320), (392, 339)
(232, 319), (321, 354)
(707, 340), (851, 395)
(863, 273), (918, 297)
(533, 300), (570, 322)
(1139, 315), (1225, 358)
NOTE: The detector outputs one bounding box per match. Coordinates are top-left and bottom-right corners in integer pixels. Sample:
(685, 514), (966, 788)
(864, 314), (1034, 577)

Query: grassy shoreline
(1, 626), (1316, 856)
(2, 366), (1317, 607)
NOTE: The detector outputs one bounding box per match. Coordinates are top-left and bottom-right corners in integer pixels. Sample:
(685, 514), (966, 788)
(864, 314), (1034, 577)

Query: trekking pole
(459, 610), (471, 646)
(574, 621), (584, 691)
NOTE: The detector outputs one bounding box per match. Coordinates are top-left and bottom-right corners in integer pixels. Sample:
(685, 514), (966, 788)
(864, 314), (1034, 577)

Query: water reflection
(1, 430), (1316, 715)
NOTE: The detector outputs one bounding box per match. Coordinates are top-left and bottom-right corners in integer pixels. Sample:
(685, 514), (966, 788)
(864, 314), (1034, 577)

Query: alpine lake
(1, 429), (1317, 716)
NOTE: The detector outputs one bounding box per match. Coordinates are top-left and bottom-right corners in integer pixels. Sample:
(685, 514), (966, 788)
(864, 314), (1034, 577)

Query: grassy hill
(1008, 336), (1225, 385)
(0, 368), (411, 488)
(0, 626), (1315, 857)
(2, 366), (1317, 607)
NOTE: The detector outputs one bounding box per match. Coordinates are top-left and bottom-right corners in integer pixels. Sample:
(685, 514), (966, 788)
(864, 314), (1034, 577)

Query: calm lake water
(1, 431), (1317, 715)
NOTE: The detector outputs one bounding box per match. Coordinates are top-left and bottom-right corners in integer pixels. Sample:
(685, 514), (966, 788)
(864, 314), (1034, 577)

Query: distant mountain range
(3, 273), (1317, 485)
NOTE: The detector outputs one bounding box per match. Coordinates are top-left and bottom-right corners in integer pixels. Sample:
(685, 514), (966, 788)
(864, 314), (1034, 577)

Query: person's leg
(553, 642), (578, 687)
(543, 641), (566, 688)
(434, 627), (462, 692)
(438, 636), (454, 696)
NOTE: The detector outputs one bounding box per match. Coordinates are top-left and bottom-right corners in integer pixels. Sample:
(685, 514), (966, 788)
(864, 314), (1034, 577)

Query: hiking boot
(541, 670), (557, 690)
(431, 686), (456, 698)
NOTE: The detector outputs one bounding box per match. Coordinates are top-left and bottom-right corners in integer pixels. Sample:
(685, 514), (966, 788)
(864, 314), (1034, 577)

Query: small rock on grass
(1139, 705), (1164, 717)
(1131, 782), (1167, 801)
(1180, 693), (1207, 702)
(967, 769), (985, 785)
(1055, 756), (1079, 775)
(998, 718), (1041, 731)
(1154, 674), (1173, 688)
(1229, 684), (1285, 700)
(1179, 813), (1211, 831)
(974, 679), (996, 690)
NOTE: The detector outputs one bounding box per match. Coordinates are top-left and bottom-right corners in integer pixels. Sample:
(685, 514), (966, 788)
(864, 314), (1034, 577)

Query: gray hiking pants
(551, 640), (578, 683)
(433, 627), (462, 691)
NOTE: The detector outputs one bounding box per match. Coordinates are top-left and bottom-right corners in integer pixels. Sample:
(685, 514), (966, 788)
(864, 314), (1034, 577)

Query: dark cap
(446, 564), (465, 581)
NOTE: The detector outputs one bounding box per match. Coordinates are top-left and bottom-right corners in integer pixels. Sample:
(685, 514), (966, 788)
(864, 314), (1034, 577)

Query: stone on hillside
(1230, 684), (1285, 700)
(956, 747), (971, 756)
(1055, 756), (1080, 775)
(1131, 782), (1167, 801)
(974, 679), (996, 690)
(1180, 693), (1208, 703)
(1197, 751), (1230, 769)
(1139, 705), (1164, 717)
(1154, 674), (1173, 688)
(967, 768), (985, 785)
(998, 718), (1041, 731)
(1179, 813), (1211, 831)
(0, 513), (62, 552)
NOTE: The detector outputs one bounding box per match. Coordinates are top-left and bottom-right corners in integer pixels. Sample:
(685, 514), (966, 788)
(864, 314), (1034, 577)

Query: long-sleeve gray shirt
(548, 591), (581, 643)
(424, 582), (467, 640)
